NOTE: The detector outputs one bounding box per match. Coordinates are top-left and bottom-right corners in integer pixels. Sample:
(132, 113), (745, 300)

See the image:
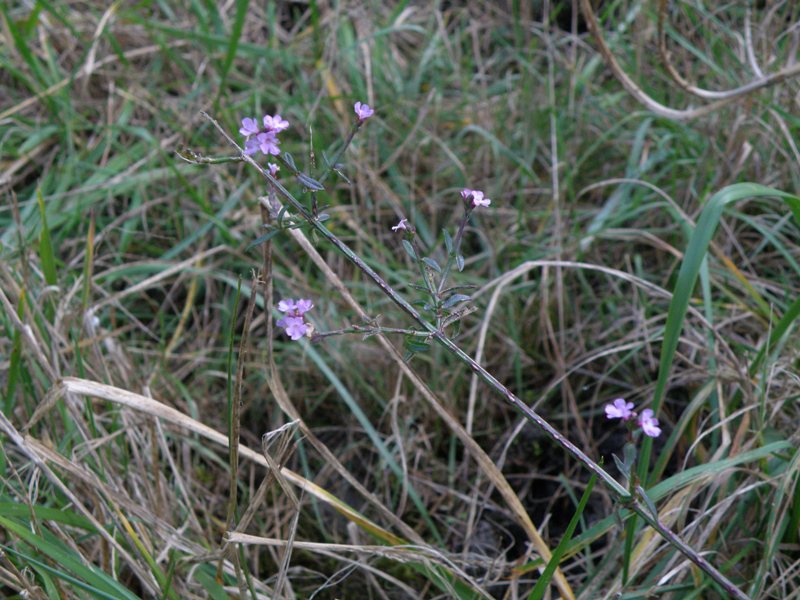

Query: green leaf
(296, 172), (325, 191)
(422, 257), (442, 273)
(37, 187), (58, 287)
(456, 254), (465, 272)
(402, 239), (416, 259)
(443, 228), (454, 254)
(247, 228), (282, 249)
(442, 294), (471, 310)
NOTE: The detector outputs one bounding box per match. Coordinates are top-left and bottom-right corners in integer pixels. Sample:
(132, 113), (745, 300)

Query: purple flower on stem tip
(263, 114), (289, 132)
(605, 398), (636, 421)
(240, 113), (288, 157)
(391, 218), (409, 232)
(461, 188), (490, 208)
(277, 298), (314, 341)
(354, 101), (374, 122)
(268, 163), (280, 177)
(638, 409), (662, 438)
(239, 117), (260, 137)
(256, 132), (281, 156)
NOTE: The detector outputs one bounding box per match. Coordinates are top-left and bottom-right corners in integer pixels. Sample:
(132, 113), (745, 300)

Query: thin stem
(409, 235), (439, 312)
(312, 325), (431, 341)
(203, 112), (749, 599)
(436, 207), (471, 295)
(176, 148), (242, 164)
(317, 122), (359, 185)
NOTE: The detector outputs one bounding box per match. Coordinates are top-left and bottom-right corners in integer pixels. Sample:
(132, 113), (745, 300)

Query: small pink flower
(263, 114), (289, 132)
(268, 163), (280, 177)
(461, 188), (490, 208)
(471, 191), (491, 208)
(605, 398), (636, 421)
(354, 101), (374, 122)
(256, 131), (281, 156)
(638, 409), (662, 438)
(391, 218), (409, 232)
(239, 117), (260, 137)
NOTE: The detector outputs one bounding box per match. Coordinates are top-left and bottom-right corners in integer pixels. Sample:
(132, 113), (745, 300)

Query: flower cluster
(461, 188), (491, 208)
(604, 398), (662, 438)
(240, 113), (290, 157)
(276, 298), (313, 341)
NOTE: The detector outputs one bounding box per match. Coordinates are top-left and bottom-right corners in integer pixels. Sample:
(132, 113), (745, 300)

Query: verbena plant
(2, 2), (800, 599)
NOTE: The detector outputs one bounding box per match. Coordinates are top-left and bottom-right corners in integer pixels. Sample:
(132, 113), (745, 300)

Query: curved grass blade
(644, 183), (800, 485)
(0, 517), (140, 600)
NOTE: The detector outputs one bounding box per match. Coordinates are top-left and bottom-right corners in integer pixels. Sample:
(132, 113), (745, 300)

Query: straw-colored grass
(2, 1), (800, 598)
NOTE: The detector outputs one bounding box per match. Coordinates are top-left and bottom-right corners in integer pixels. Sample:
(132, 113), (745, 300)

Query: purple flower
(461, 188), (490, 208)
(294, 299), (313, 315)
(354, 101), (374, 122)
(280, 316), (309, 341)
(471, 191), (491, 208)
(239, 117), (260, 137)
(263, 114), (289, 132)
(638, 409), (662, 438)
(277, 299), (298, 313)
(277, 298), (314, 340)
(268, 163), (280, 177)
(244, 137), (261, 155)
(391, 218), (409, 232)
(256, 132), (281, 156)
(605, 398), (636, 421)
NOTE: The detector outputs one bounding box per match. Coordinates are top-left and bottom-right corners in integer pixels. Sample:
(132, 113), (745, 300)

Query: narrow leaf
(442, 293), (471, 310)
(296, 172), (325, 191)
(443, 228), (453, 254)
(422, 257), (442, 273)
(37, 187), (57, 286)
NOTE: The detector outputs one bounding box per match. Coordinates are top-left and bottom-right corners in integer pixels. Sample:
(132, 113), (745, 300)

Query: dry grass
(1, 1), (800, 598)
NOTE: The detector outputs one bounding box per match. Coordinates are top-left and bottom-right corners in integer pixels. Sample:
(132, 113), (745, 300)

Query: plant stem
(313, 325), (432, 341)
(317, 122), (359, 185)
(436, 208), (472, 296)
(203, 112), (749, 600)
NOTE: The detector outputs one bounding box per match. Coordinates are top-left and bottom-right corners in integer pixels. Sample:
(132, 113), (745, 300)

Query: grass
(1, 1), (800, 598)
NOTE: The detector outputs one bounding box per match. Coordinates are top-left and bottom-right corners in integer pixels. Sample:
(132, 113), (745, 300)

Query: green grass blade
(214, 0), (250, 111)
(644, 183), (800, 485)
(1, 544), (122, 600)
(528, 474), (597, 600)
(0, 517), (140, 600)
(36, 187), (58, 288)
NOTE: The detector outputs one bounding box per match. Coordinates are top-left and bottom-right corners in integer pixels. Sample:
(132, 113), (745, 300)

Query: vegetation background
(1, 1), (799, 598)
